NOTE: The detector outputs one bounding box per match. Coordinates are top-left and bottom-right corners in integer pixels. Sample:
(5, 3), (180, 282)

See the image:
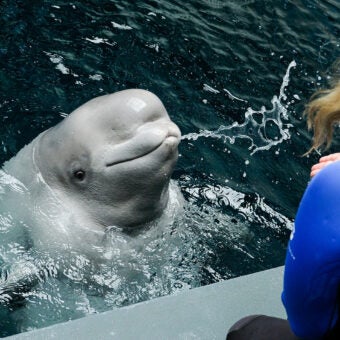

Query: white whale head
(34, 89), (181, 230)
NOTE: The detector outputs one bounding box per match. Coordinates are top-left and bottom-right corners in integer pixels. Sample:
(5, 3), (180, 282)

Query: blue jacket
(282, 161), (340, 339)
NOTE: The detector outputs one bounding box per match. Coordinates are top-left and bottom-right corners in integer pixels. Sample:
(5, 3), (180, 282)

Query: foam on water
(182, 61), (297, 155)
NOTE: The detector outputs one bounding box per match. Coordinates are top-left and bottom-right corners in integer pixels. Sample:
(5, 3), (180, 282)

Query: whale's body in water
(0, 89), (182, 300)
(0, 89), (292, 331)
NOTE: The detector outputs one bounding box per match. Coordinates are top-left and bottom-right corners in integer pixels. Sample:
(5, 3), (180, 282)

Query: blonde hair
(305, 81), (340, 154)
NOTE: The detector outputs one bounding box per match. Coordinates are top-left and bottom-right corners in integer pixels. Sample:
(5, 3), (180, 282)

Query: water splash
(182, 61), (297, 155)
(184, 183), (293, 231)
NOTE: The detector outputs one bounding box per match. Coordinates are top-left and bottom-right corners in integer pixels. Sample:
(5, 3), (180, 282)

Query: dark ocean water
(0, 0), (339, 336)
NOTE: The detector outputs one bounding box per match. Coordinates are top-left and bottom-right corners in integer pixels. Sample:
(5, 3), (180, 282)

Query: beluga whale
(0, 89), (182, 300)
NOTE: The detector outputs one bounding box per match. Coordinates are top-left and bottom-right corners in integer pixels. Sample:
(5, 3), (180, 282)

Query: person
(227, 81), (340, 340)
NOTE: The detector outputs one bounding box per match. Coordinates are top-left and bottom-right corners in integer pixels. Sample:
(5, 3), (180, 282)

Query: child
(227, 81), (340, 340)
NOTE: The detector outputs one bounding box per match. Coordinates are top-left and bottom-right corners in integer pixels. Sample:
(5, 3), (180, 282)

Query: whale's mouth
(105, 134), (179, 168)
(105, 141), (162, 167)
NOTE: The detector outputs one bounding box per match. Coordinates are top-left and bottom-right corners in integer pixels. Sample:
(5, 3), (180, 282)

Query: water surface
(0, 0), (339, 336)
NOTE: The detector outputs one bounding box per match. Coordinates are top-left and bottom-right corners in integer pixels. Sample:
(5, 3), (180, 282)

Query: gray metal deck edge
(7, 266), (286, 340)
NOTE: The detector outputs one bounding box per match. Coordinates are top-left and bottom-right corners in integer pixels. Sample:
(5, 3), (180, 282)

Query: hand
(310, 153), (340, 178)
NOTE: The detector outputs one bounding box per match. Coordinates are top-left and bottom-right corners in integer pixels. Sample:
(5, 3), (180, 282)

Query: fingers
(310, 161), (333, 178)
(310, 153), (340, 178)
(319, 153), (340, 163)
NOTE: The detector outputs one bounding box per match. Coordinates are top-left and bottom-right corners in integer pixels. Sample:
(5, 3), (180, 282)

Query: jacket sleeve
(282, 161), (340, 339)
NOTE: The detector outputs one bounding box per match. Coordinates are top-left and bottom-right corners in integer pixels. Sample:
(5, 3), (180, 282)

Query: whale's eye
(73, 170), (86, 181)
